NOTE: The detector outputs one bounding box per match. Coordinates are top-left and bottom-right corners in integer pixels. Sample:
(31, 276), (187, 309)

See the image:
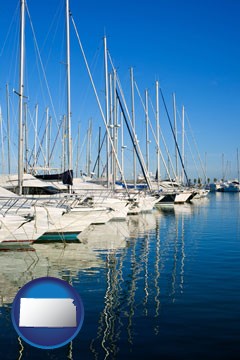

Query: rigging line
(0, 106), (9, 138)
(160, 88), (189, 185)
(116, 90), (152, 190)
(24, 106), (35, 166)
(70, 13), (129, 194)
(31, 110), (46, 164)
(176, 108), (200, 179)
(27, 107), (48, 168)
(50, 20), (66, 128)
(0, 104), (11, 173)
(0, 108), (5, 174)
(40, 0), (64, 63)
(185, 111), (207, 182)
(108, 52), (152, 190)
(6, 96), (18, 167)
(72, 123), (84, 175)
(35, 122), (47, 165)
(148, 94), (177, 179)
(135, 82), (175, 181)
(80, 40), (103, 112)
(91, 132), (99, 155)
(0, 3), (19, 57)
(92, 131), (107, 174)
(4, 8), (19, 87)
(31, 110), (48, 164)
(25, 2), (60, 132)
(31, 43), (49, 110)
(78, 132), (88, 167)
(49, 116), (64, 162)
(184, 126), (200, 180)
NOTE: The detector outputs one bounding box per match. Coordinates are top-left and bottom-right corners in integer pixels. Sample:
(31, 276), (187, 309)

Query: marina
(0, 0), (240, 358)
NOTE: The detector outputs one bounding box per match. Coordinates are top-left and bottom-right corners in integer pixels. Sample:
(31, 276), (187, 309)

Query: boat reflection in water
(0, 219), (131, 306)
(0, 206), (197, 359)
(88, 209), (189, 359)
(0, 245), (95, 307)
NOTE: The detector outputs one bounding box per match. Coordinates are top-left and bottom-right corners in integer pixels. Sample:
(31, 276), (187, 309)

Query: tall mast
(6, 84), (11, 174)
(0, 107), (4, 174)
(156, 81), (160, 186)
(204, 152), (207, 183)
(61, 115), (66, 172)
(120, 112), (125, 176)
(103, 35), (110, 187)
(24, 102), (28, 173)
(145, 89), (149, 172)
(86, 118), (92, 177)
(97, 126), (101, 178)
(172, 93), (178, 179)
(112, 69), (117, 189)
(66, 0), (72, 187)
(45, 107), (49, 173)
(237, 148), (239, 183)
(34, 104), (38, 172)
(109, 72), (113, 178)
(130, 67), (137, 188)
(76, 123), (80, 177)
(18, 0), (25, 195)
(222, 153), (224, 181)
(48, 116), (52, 171)
(181, 105), (185, 184)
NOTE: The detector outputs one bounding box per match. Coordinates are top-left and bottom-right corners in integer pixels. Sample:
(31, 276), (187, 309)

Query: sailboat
(0, 1), (67, 247)
(0, 1), (89, 245)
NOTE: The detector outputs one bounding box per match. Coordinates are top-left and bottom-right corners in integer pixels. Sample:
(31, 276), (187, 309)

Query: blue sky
(0, 0), (240, 181)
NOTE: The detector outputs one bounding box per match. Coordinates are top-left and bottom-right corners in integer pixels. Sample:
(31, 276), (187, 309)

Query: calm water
(0, 193), (240, 360)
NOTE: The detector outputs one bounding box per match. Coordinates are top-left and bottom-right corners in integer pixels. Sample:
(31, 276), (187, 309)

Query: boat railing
(73, 188), (115, 204)
(0, 195), (74, 215)
(0, 196), (33, 216)
(0, 187), (148, 216)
